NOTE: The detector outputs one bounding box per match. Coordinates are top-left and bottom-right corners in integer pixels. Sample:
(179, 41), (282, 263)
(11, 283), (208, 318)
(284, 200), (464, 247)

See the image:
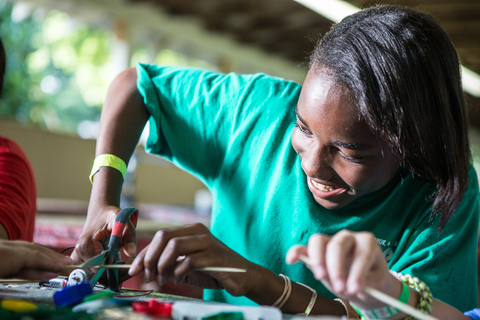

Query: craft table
(0, 281), (199, 319)
(28, 208), (343, 319)
(0, 282), (344, 320)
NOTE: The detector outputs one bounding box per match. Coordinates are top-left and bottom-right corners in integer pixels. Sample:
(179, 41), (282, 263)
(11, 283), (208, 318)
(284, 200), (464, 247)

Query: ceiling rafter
(130, 0), (480, 126)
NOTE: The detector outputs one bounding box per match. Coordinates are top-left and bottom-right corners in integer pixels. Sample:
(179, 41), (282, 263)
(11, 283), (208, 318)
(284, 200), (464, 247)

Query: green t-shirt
(136, 63), (479, 311)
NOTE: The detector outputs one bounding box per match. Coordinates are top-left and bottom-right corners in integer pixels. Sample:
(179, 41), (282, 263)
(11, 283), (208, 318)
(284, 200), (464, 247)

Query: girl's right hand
(70, 205), (137, 265)
(286, 230), (401, 310)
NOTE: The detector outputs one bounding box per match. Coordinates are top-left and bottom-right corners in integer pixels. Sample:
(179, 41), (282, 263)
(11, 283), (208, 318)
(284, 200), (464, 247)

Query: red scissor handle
(111, 208), (138, 238)
(106, 207), (138, 292)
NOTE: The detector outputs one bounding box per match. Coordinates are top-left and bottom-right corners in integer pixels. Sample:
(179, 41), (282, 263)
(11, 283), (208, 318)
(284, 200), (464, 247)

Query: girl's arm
(71, 68), (150, 265)
(127, 222), (347, 316)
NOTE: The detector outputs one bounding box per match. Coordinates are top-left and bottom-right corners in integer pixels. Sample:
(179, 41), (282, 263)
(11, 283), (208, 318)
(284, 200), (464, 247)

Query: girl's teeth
(312, 180), (336, 191)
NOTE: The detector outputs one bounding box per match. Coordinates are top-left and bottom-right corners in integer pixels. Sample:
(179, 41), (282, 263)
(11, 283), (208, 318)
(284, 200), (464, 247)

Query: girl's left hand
(128, 223), (261, 297)
(286, 230), (401, 310)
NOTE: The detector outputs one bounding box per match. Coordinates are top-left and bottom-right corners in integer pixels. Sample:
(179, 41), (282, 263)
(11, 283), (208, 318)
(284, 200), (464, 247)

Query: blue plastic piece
(53, 282), (93, 309)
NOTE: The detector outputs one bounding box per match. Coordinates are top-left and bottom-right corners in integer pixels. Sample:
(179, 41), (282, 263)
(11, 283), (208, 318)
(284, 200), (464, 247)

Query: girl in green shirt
(73, 4), (478, 317)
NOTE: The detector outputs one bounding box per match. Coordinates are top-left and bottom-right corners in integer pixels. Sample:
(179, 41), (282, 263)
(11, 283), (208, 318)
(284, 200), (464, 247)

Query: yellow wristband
(89, 154), (127, 184)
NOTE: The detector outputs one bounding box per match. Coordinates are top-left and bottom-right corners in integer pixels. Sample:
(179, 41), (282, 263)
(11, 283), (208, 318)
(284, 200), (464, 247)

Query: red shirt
(0, 137), (36, 241)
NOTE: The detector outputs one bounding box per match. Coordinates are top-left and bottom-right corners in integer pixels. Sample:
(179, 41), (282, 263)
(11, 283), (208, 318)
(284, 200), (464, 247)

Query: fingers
(117, 257), (135, 283)
(154, 234), (212, 285)
(289, 230), (389, 300)
(129, 223), (210, 283)
(26, 244), (72, 272)
(71, 207), (119, 264)
(71, 224), (113, 265)
(285, 244), (308, 264)
(129, 245), (148, 278)
(324, 230), (356, 293)
(70, 250), (82, 266)
(15, 270), (60, 281)
(122, 218), (137, 258)
(0, 242), (72, 280)
(71, 232), (107, 265)
(307, 233), (329, 280)
(345, 232), (381, 293)
(157, 234), (214, 284)
(35, 243), (73, 265)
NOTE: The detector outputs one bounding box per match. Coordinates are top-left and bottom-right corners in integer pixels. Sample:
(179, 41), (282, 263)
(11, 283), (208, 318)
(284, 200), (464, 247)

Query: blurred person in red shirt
(0, 37), (36, 241)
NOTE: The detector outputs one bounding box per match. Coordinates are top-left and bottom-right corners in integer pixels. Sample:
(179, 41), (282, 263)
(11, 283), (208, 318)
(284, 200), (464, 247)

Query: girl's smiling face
(292, 67), (400, 209)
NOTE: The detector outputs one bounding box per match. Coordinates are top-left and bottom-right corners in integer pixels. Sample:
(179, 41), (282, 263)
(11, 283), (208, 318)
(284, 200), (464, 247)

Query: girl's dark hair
(310, 5), (470, 232)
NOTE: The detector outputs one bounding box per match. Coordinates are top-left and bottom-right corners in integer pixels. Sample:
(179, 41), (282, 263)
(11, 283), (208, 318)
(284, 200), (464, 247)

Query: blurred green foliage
(0, 1), (38, 124)
(0, 1), (215, 136)
(0, 2), (111, 134)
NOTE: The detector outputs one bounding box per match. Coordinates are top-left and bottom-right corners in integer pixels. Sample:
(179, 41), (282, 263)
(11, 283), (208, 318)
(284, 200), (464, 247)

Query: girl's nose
(301, 147), (334, 181)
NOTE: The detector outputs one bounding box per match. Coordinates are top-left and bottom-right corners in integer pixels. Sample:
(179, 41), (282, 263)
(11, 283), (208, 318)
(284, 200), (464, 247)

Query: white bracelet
(296, 282), (317, 316)
(272, 274), (288, 307)
(277, 275), (292, 309)
(272, 274), (292, 309)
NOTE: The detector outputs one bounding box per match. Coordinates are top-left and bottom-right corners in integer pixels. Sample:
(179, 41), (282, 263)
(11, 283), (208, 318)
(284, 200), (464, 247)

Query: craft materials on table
(0, 280), (348, 320)
(67, 269), (93, 287)
(39, 277), (67, 288)
(72, 291), (131, 314)
(132, 299), (172, 317)
(53, 282), (93, 309)
(171, 301), (282, 320)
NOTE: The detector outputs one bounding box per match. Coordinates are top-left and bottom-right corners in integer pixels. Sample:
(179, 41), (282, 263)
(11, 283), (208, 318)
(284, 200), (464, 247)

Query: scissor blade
(79, 253), (107, 269)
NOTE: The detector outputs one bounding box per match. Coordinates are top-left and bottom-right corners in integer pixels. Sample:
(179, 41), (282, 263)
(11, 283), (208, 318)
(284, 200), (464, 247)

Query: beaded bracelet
(390, 271), (433, 319)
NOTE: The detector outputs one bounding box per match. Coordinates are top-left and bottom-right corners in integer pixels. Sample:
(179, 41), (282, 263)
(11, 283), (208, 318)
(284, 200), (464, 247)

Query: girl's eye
(339, 150), (363, 163)
(295, 122), (312, 136)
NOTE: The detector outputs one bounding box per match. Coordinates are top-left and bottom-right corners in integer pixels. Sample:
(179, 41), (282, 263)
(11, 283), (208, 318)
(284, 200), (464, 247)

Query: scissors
(80, 207), (138, 292)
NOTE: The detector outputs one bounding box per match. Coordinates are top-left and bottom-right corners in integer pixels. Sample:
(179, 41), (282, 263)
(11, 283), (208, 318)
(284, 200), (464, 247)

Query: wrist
(90, 154), (127, 184)
(243, 264), (283, 303)
(383, 273), (404, 303)
(353, 281), (409, 320)
(87, 168), (124, 213)
(391, 272), (432, 319)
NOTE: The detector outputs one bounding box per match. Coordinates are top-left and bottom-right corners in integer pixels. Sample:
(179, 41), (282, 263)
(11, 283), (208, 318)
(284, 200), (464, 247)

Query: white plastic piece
(67, 269), (89, 287)
(172, 301), (282, 320)
(289, 316), (344, 319)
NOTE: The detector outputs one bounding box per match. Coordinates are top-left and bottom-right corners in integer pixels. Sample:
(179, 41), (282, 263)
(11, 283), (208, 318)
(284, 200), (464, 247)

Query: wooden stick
(298, 254), (313, 266)
(365, 287), (439, 320)
(65, 265), (246, 273)
(0, 279), (39, 283)
(196, 267), (246, 273)
(297, 255), (439, 320)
